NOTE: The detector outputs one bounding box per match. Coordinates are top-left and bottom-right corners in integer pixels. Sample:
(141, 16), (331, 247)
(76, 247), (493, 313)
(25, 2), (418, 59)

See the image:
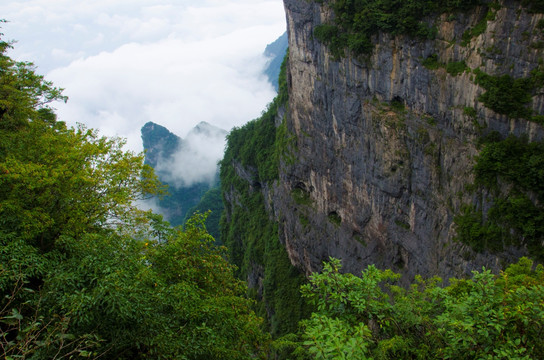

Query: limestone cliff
(271, 0), (544, 281)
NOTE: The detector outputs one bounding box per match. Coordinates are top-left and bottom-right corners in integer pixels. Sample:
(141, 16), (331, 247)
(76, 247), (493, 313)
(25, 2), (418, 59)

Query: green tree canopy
(0, 29), (268, 359)
(297, 257), (544, 360)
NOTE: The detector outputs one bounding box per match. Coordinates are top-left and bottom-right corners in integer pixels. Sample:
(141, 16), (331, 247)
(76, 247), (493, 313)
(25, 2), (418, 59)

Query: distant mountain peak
(142, 121), (169, 133)
(189, 121), (228, 137)
(141, 121), (179, 145)
(140, 121), (226, 227)
(141, 122), (182, 168)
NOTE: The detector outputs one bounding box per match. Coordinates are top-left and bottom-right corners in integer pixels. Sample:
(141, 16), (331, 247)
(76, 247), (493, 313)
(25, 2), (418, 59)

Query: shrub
(299, 257), (544, 359)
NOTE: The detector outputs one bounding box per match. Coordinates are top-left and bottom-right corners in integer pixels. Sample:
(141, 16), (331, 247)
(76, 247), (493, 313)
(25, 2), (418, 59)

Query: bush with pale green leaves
(298, 257), (544, 360)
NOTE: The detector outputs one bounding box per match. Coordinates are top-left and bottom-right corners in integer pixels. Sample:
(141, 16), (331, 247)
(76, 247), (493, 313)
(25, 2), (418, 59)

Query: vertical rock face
(276, 0), (544, 281)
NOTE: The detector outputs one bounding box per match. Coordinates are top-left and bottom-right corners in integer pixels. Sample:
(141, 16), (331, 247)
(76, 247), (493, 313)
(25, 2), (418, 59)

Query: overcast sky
(1, 0), (286, 152)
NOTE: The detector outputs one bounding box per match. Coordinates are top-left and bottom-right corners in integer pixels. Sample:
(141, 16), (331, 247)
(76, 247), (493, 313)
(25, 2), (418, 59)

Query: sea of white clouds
(0, 0), (286, 153)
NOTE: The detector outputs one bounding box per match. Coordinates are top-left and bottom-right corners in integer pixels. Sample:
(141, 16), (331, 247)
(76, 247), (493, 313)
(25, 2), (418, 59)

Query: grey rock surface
(271, 0), (544, 282)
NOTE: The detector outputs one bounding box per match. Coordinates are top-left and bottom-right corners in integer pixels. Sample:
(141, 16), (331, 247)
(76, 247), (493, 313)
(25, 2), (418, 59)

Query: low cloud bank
(156, 122), (227, 188)
(1, 0), (286, 152)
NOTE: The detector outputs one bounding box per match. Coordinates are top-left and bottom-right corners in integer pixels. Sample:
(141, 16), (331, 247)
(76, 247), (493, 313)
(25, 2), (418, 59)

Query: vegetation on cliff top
(314, 0), (544, 124)
(313, 0), (544, 58)
(313, 0), (486, 58)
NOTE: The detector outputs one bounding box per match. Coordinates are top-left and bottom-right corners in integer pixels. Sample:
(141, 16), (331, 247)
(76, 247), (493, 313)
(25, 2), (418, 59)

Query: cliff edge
(275, 0), (544, 281)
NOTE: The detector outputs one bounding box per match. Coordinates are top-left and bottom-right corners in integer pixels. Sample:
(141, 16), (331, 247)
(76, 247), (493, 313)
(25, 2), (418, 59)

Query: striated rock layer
(272, 0), (544, 281)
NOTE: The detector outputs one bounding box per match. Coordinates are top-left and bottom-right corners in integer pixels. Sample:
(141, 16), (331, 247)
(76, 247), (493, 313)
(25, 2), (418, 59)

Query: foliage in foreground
(295, 257), (544, 360)
(0, 32), (268, 359)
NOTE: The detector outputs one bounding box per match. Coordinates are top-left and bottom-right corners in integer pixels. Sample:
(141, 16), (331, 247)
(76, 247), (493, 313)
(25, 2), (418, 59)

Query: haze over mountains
(140, 121), (225, 227)
(140, 32), (288, 232)
(146, 121), (227, 188)
(0, 1), (286, 153)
